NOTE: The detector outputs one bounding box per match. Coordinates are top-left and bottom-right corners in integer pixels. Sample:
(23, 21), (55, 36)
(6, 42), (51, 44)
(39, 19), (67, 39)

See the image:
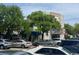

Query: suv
(0, 39), (11, 49)
(11, 40), (32, 48)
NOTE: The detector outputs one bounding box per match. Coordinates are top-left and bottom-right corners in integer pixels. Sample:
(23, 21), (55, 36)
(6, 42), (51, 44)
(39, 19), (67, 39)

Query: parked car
(0, 39), (12, 49)
(58, 40), (79, 46)
(52, 38), (61, 43)
(32, 40), (54, 46)
(33, 39), (61, 47)
(11, 40), (32, 48)
(27, 46), (74, 55)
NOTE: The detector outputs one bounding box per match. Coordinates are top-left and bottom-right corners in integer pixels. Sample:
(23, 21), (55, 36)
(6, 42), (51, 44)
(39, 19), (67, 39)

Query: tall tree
(27, 11), (61, 40)
(4, 6), (23, 32)
(20, 20), (32, 40)
(0, 4), (24, 39)
(0, 4), (7, 33)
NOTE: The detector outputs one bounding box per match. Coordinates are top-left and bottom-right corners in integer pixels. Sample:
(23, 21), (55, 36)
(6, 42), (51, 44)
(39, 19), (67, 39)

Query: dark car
(33, 40), (53, 46)
(33, 40), (57, 47)
(58, 40), (79, 46)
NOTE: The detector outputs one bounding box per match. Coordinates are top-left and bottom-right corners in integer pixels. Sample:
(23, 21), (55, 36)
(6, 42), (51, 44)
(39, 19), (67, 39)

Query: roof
(49, 12), (63, 17)
(27, 45), (63, 53)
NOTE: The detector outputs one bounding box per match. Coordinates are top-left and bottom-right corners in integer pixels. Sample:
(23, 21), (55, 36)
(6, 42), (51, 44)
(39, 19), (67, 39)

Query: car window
(0, 40), (3, 42)
(35, 48), (66, 55)
(5, 40), (11, 42)
(51, 49), (66, 55)
(16, 41), (22, 42)
(35, 48), (51, 55)
(11, 40), (22, 42)
(53, 39), (60, 40)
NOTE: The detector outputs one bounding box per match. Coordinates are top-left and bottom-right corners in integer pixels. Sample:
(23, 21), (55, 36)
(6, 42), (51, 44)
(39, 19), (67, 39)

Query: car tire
(0, 45), (4, 49)
(21, 45), (25, 48)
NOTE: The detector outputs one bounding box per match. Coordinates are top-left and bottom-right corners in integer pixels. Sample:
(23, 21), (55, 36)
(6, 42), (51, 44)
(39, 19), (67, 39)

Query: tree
(0, 4), (24, 39)
(0, 4), (7, 33)
(64, 24), (74, 39)
(27, 11), (61, 40)
(4, 6), (23, 32)
(64, 24), (74, 35)
(74, 23), (79, 37)
(20, 20), (32, 40)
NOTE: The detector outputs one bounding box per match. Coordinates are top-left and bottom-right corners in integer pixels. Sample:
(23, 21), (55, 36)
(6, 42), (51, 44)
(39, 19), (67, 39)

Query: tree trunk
(42, 32), (44, 40)
(28, 34), (32, 41)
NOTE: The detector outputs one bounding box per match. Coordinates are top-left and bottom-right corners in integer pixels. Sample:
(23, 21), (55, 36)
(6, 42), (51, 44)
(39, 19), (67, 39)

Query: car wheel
(0, 45), (4, 49)
(21, 45), (25, 48)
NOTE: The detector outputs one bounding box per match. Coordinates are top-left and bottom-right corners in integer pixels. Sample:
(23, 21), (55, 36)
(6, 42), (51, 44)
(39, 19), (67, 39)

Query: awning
(31, 31), (41, 36)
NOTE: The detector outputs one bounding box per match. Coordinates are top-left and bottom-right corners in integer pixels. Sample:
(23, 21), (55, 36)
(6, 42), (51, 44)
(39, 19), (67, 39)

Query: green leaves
(74, 23), (79, 34)
(64, 24), (74, 35)
(0, 4), (24, 33)
(27, 11), (61, 33)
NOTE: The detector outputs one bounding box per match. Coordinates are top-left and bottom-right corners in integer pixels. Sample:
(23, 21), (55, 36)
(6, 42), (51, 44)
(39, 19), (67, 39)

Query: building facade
(43, 12), (65, 40)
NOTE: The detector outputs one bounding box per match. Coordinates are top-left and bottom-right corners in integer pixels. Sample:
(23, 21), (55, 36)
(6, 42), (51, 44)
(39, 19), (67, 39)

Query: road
(0, 46), (36, 51)
(0, 46), (36, 55)
(0, 48), (31, 55)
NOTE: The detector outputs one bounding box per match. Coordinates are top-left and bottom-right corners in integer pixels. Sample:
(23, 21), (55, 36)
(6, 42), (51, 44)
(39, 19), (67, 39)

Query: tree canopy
(27, 11), (61, 33)
(0, 4), (24, 34)
(27, 11), (61, 40)
(64, 24), (74, 35)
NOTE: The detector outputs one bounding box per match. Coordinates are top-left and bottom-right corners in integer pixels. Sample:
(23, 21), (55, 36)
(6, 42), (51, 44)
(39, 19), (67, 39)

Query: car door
(16, 41), (23, 47)
(11, 40), (17, 47)
(0, 40), (3, 45)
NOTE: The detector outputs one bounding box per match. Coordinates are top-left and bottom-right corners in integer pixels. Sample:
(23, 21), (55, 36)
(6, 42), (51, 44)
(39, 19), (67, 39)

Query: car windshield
(0, 50), (32, 55)
(63, 46), (79, 54)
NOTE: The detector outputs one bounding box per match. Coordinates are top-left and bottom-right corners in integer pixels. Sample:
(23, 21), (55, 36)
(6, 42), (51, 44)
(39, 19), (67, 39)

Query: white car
(27, 46), (72, 55)
(11, 40), (32, 48)
(0, 39), (12, 49)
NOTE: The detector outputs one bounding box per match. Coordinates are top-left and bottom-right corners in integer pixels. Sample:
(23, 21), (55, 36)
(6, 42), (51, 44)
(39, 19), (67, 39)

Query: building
(43, 12), (65, 40)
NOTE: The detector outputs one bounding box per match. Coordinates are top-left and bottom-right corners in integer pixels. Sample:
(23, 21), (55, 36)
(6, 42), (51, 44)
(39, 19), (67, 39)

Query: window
(35, 48), (66, 55)
(5, 40), (11, 42)
(51, 49), (66, 55)
(52, 34), (60, 39)
(35, 48), (51, 55)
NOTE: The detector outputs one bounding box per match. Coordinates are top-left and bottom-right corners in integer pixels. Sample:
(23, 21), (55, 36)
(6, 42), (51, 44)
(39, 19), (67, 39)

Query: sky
(2, 3), (79, 25)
